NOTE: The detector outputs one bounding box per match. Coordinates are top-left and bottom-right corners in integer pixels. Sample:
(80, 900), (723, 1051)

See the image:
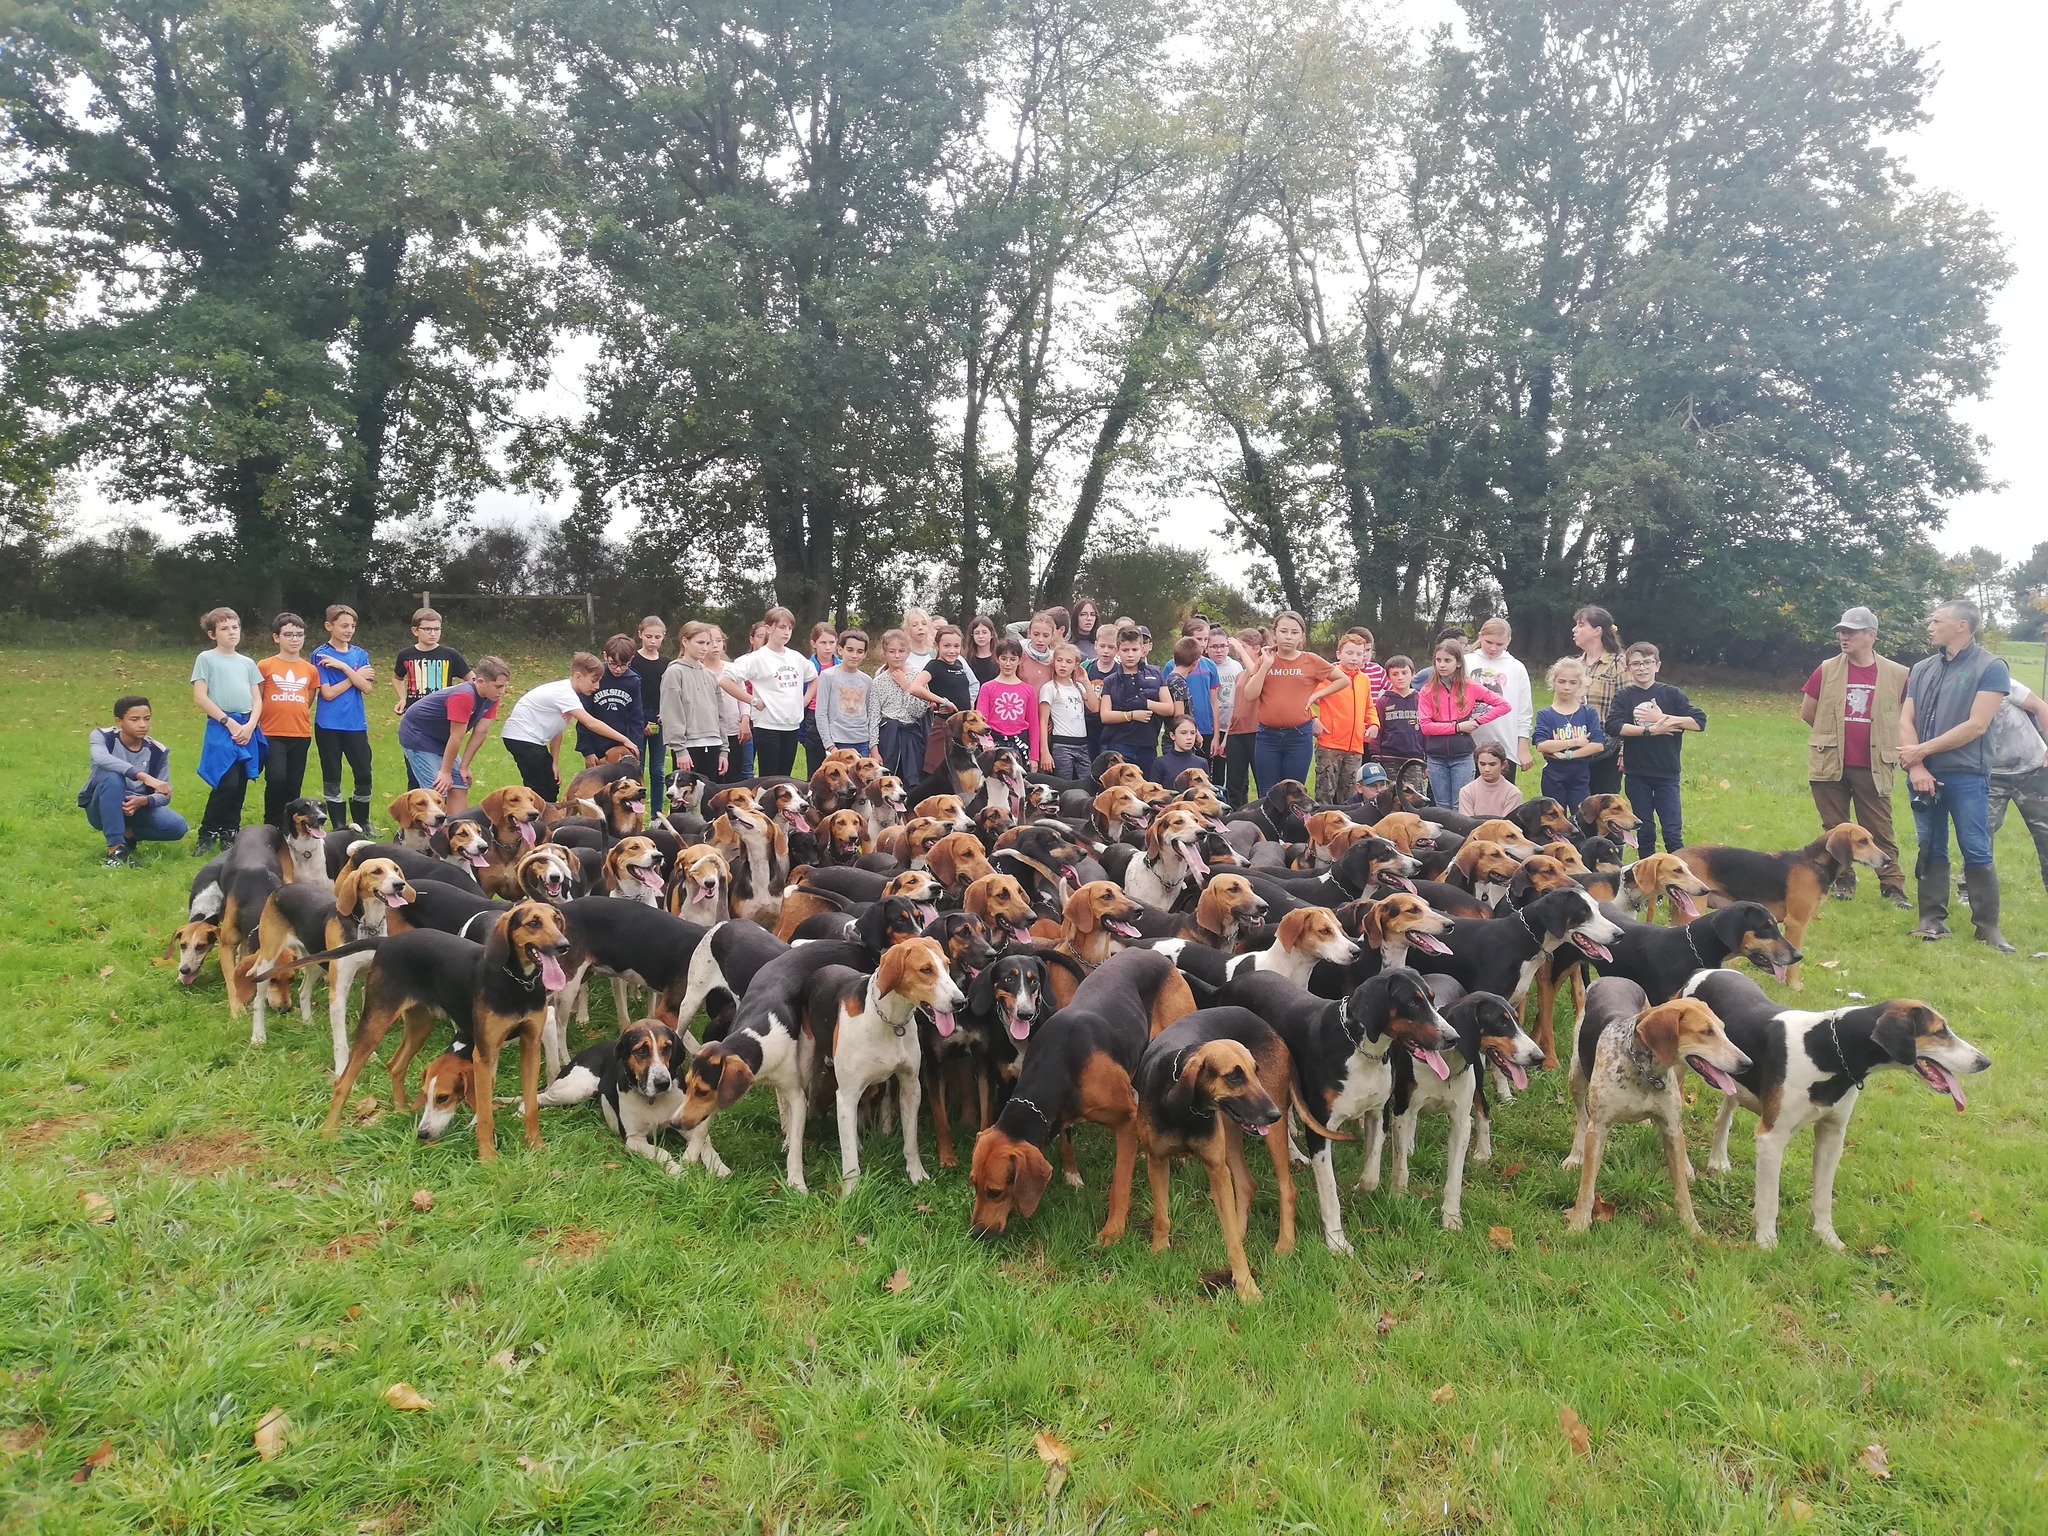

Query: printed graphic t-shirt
(256, 654), (318, 738)
(395, 645), (470, 707)
(1803, 661), (1877, 769)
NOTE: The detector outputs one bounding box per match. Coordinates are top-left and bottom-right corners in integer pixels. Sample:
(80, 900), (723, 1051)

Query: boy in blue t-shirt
(1532, 657), (1607, 811)
(1163, 635), (1221, 744)
(312, 603), (375, 831)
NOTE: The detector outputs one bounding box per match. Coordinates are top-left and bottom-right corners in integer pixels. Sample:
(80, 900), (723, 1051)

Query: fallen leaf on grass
(253, 1407), (289, 1461)
(489, 1350), (517, 1370)
(1495, 1162), (1523, 1180)
(1035, 1430), (1071, 1499)
(71, 1438), (114, 1482)
(1819, 960), (1839, 969)
(1781, 1496), (1814, 1522)
(0, 1425), (47, 1456)
(1860, 1442), (1891, 1479)
(883, 1268), (911, 1294)
(515, 1455), (543, 1472)
(1374, 1311), (1396, 1336)
(1719, 779), (1732, 790)
(381, 1383), (432, 1412)
(1592, 1196), (1617, 1222)
(350, 1096), (379, 1124)
(1869, 1245), (1890, 1256)
(78, 1191), (114, 1224)
(1559, 1405), (1591, 1456)
(914, 1201), (934, 1214)
(98, 965), (115, 979)
(1431, 1384), (1456, 1403)
(1486, 1225), (1514, 1252)
(410, 1190), (434, 1212)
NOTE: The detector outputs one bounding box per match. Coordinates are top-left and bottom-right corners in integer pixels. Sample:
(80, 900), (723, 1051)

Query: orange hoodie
(1315, 666), (1379, 755)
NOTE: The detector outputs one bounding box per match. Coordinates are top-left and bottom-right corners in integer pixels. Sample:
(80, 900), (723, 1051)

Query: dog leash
(1685, 924), (1711, 970)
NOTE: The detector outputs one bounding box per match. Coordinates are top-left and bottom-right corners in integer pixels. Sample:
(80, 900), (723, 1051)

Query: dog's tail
(1290, 1077), (1356, 1143)
(264, 937), (386, 976)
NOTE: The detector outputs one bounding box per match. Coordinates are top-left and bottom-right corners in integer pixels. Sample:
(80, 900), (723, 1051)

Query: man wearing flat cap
(1799, 606), (1909, 907)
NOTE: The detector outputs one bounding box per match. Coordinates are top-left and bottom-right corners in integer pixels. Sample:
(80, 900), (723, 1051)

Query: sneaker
(220, 827), (239, 849)
(102, 846), (133, 868)
(194, 831), (220, 857)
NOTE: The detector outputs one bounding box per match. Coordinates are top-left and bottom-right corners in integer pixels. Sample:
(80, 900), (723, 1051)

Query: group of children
(81, 598), (1705, 866)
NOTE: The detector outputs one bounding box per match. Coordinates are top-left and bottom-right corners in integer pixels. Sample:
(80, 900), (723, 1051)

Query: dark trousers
(1810, 768), (1905, 893)
(686, 743), (727, 779)
(754, 726), (801, 779)
(316, 727), (373, 825)
(1587, 751), (1622, 798)
(1989, 767), (2048, 890)
(1224, 732), (1257, 808)
(505, 737), (560, 802)
(800, 712), (826, 777)
(262, 736), (311, 826)
(1625, 774), (1683, 859)
(878, 718), (924, 785)
(202, 762), (251, 837)
(642, 730), (665, 811)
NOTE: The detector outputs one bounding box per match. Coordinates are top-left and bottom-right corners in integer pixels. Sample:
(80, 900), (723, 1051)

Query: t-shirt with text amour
(1254, 651), (1340, 729)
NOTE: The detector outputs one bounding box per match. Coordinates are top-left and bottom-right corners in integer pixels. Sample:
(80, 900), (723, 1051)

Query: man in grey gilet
(1899, 598), (2014, 952)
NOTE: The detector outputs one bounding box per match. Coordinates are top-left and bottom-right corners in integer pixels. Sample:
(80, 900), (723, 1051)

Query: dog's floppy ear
(1162, 1046), (1205, 1116)
(1011, 1142), (1055, 1217)
(1870, 1003), (1925, 1066)
(334, 864), (363, 917)
(1635, 1004), (1684, 1068)
(968, 965), (997, 1017)
(1356, 900), (1387, 950)
(714, 1055), (755, 1109)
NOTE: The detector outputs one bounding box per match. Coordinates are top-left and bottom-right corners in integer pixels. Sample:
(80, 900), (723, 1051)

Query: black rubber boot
(1911, 859), (1951, 941)
(1963, 864), (2015, 953)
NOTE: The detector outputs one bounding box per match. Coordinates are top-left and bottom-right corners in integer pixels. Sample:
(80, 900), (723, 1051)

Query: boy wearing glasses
(1605, 641), (1707, 859)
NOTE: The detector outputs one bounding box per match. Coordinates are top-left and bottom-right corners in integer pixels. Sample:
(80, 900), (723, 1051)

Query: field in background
(1, 644), (2044, 1534)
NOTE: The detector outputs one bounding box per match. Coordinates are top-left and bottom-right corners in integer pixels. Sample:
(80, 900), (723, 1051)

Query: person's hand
(432, 768), (454, 796)
(122, 793), (148, 815)
(1039, 755), (1054, 772)
(1899, 741), (1927, 768)
(1311, 717), (1325, 737)
(228, 719), (253, 745)
(138, 774), (169, 795)
(645, 722), (659, 737)
(1517, 747), (1534, 770)
(736, 719), (752, 741)
(1909, 764), (1937, 795)
(393, 699), (406, 716)
(1456, 719), (1476, 734)
(1364, 724), (1379, 743)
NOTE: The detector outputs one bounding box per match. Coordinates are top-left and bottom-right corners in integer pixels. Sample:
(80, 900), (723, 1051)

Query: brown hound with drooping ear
(1031, 880), (1146, 970)
(1673, 824), (1886, 989)
(1135, 1008), (1291, 1302)
(1564, 979), (1750, 1235)
(811, 809), (872, 867)
(924, 830), (994, 897)
(666, 843), (731, 927)
(875, 815), (946, 866)
(387, 788), (449, 852)
(1575, 793), (1641, 841)
(306, 900), (571, 1162)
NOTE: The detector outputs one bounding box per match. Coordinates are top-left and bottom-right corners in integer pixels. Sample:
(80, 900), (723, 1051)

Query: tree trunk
(1222, 411), (1306, 614)
(957, 330), (985, 617)
(336, 225), (410, 599)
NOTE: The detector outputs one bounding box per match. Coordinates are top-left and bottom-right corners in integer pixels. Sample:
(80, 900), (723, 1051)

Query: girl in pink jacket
(1418, 637), (1511, 808)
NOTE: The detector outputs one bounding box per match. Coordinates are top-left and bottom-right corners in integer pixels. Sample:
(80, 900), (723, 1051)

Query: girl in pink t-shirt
(975, 639), (1041, 764)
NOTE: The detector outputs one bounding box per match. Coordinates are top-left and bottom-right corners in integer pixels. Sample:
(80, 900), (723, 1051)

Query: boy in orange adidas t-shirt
(257, 612), (319, 828)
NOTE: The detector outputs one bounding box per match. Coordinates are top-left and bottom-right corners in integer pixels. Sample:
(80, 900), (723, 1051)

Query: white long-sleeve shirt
(1465, 648), (1533, 758)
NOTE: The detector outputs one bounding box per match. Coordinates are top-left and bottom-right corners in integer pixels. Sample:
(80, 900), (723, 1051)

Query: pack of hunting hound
(168, 714), (1989, 1301)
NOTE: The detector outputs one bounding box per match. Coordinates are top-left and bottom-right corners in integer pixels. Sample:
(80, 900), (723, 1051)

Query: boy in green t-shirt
(190, 606), (266, 853)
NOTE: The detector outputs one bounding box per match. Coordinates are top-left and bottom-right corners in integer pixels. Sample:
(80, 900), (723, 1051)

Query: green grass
(3, 644), (2045, 1534)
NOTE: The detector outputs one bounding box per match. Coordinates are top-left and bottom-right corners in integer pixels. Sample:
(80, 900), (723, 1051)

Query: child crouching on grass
(80, 695), (186, 865)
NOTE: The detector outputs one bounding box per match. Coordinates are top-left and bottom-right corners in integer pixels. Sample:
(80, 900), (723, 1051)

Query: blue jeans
(403, 747), (468, 792)
(1254, 723), (1314, 795)
(1428, 753), (1476, 809)
(83, 771), (188, 849)
(1912, 771), (1993, 870)
(1626, 774), (1684, 858)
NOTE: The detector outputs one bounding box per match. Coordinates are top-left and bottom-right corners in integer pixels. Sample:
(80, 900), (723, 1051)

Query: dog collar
(1827, 1011), (1867, 1089)
(1007, 1094), (1052, 1134)
(1513, 907), (1542, 947)
(1685, 924), (1712, 970)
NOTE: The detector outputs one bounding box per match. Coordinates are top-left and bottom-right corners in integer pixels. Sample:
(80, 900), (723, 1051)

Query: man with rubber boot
(1900, 598), (2015, 953)
(1800, 605), (1910, 909)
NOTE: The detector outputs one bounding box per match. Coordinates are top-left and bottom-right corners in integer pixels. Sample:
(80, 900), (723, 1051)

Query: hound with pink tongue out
(1385, 976), (1548, 1230)
(1137, 1007), (1307, 1301)
(1565, 977), (1752, 1236)
(807, 936), (966, 1194)
(1684, 968), (1990, 1250)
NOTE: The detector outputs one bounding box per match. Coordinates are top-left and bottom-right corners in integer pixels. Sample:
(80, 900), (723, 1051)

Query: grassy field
(2, 639), (2044, 1534)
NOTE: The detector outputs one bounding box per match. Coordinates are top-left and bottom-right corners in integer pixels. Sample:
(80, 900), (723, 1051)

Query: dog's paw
(1323, 1232), (1355, 1257)
(1064, 1170), (1085, 1189)
(1707, 1155), (1732, 1174)
(1813, 1227), (1845, 1252)
(1440, 1209), (1463, 1232)
(1560, 1152), (1582, 1170)
(1754, 1228), (1780, 1250)
(905, 1164), (929, 1187)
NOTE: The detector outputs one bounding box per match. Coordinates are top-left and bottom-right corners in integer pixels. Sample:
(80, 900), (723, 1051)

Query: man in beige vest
(1799, 606), (1909, 906)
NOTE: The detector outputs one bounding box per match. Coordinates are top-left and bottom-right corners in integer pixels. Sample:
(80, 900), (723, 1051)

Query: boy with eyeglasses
(1605, 642), (1707, 859)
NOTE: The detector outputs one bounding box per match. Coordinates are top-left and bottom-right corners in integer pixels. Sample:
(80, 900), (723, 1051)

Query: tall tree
(1432, 0), (2006, 650)
(541, 0), (980, 621)
(2, 0), (544, 607)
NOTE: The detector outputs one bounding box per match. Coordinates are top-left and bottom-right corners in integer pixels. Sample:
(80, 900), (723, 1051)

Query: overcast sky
(70, 0), (2045, 569)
